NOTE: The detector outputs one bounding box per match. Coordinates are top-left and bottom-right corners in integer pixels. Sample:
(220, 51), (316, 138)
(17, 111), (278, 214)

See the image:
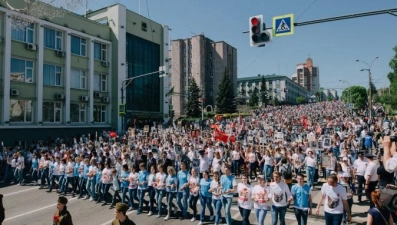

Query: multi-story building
(0, 3), (168, 144)
(237, 75), (311, 105)
(170, 34), (237, 117)
(291, 58), (320, 93)
(322, 89), (339, 100)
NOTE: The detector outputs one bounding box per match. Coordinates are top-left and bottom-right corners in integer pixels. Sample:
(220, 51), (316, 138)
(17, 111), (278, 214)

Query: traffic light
(249, 15), (271, 47)
(170, 110), (175, 118)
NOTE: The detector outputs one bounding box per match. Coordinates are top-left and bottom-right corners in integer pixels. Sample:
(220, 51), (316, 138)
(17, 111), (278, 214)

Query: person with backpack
(279, 158), (293, 190)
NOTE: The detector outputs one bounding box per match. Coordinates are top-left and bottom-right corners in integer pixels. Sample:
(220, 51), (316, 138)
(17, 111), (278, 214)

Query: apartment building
(291, 58), (320, 93)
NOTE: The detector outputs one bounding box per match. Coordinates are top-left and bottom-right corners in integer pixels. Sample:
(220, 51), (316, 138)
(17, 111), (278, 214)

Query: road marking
(99, 210), (136, 225)
(3, 197), (77, 222)
(3, 187), (38, 197)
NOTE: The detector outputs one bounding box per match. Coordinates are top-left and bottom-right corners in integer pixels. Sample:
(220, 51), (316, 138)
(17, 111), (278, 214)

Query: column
(88, 39), (94, 124)
(36, 24), (44, 124)
(107, 44), (112, 124)
(65, 32), (71, 123)
(2, 14), (11, 124)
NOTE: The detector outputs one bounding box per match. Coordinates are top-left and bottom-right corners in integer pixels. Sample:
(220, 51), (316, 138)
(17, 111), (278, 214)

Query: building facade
(170, 35), (237, 117)
(322, 89), (339, 100)
(237, 75), (311, 105)
(0, 3), (168, 144)
(291, 58), (320, 93)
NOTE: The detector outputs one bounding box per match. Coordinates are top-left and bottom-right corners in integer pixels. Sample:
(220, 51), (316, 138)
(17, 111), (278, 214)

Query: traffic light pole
(243, 8), (397, 33)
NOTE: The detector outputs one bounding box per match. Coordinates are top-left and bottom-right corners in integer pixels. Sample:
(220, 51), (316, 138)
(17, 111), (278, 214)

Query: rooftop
(237, 74), (288, 82)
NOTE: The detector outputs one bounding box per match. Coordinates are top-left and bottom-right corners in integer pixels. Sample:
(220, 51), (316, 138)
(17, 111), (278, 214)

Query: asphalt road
(1, 180), (367, 225)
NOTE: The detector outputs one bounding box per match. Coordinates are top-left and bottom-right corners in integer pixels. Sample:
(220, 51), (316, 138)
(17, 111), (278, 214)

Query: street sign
(273, 14), (294, 37)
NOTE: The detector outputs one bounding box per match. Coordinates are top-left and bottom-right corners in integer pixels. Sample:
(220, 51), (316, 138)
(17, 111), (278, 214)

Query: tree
(387, 45), (397, 109)
(259, 76), (269, 106)
(296, 96), (306, 104)
(327, 96), (333, 101)
(248, 87), (259, 107)
(341, 86), (368, 109)
(216, 68), (237, 114)
(185, 77), (201, 118)
(369, 81), (378, 96)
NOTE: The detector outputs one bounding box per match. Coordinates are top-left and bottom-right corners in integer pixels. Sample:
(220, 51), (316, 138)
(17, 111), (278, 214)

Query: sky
(83, 0), (397, 95)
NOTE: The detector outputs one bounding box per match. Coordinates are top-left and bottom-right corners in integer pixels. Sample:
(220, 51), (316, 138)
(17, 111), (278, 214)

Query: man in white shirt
(364, 153), (378, 209)
(16, 151), (25, 185)
(352, 152), (367, 202)
(268, 171), (292, 225)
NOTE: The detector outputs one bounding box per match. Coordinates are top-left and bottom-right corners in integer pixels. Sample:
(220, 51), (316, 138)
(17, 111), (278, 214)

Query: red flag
(213, 128), (229, 143)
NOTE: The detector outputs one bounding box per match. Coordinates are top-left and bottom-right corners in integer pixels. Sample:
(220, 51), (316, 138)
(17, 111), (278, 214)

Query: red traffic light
(251, 17), (259, 26)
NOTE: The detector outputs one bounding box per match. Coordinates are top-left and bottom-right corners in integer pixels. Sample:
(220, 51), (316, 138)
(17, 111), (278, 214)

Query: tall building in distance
(170, 34), (237, 117)
(291, 58), (320, 93)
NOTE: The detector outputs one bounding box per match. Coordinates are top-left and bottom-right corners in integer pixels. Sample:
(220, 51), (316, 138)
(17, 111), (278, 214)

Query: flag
(213, 128), (229, 143)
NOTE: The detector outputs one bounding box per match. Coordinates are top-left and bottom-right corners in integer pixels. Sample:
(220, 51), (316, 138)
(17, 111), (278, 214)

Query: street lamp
(356, 56), (379, 122)
(120, 68), (166, 131)
(339, 80), (352, 104)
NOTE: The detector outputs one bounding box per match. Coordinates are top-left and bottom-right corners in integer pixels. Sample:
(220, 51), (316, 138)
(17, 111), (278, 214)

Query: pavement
(0, 178), (370, 225)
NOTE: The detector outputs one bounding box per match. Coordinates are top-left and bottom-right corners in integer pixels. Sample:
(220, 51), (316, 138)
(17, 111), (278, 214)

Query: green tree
(216, 68), (237, 114)
(327, 96), (333, 101)
(387, 45), (397, 109)
(185, 77), (201, 117)
(369, 81), (378, 96)
(341, 86), (368, 109)
(296, 96), (306, 104)
(259, 76), (269, 106)
(248, 87), (259, 107)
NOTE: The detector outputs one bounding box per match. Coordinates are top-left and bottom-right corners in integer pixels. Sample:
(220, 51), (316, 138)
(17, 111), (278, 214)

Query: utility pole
(357, 57), (379, 123)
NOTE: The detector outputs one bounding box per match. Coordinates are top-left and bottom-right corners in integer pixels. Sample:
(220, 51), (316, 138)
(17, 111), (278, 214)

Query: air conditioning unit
(94, 92), (102, 98)
(80, 96), (89, 101)
(102, 97), (109, 103)
(10, 89), (19, 96)
(55, 50), (65, 57)
(25, 43), (37, 51)
(56, 94), (65, 100)
(101, 61), (109, 67)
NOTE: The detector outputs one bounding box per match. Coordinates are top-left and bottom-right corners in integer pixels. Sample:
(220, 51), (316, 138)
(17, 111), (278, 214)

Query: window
(11, 58), (33, 83)
(93, 105), (106, 123)
(43, 102), (62, 123)
(44, 27), (62, 50)
(9, 99), (33, 122)
(94, 73), (107, 92)
(71, 69), (86, 89)
(71, 35), (86, 56)
(70, 103), (86, 123)
(276, 80), (280, 84)
(43, 64), (62, 86)
(11, 22), (34, 43)
(94, 42), (107, 61)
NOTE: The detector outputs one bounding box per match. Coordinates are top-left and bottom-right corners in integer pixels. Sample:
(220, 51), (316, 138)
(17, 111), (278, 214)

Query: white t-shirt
(252, 184), (270, 209)
(154, 172), (167, 190)
(189, 176), (200, 196)
(268, 181), (291, 207)
(353, 158), (367, 176)
(232, 150), (240, 160)
(199, 156), (209, 173)
(305, 156), (317, 167)
(237, 183), (253, 209)
(264, 156), (273, 166)
(210, 180), (222, 200)
(320, 183), (347, 214)
(212, 158), (222, 173)
(365, 161), (378, 182)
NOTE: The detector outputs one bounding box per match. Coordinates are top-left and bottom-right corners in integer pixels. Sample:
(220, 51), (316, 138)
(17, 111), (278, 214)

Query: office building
(237, 75), (311, 105)
(291, 57), (320, 93)
(170, 34), (237, 117)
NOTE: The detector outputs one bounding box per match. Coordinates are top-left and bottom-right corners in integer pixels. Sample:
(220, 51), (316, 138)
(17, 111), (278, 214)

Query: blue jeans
(79, 177), (87, 197)
(40, 168), (49, 186)
(138, 189), (149, 212)
(294, 208), (308, 225)
(249, 162), (257, 179)
(212, 198), (222, 224)
(264, 165), (273, 182)
(177, 189), (189, 217)
(16, 168), (23, 185)
(86, 179), (95, 197)
(156, 189), (165, 215)
(121, 187), (129, 204)
(306, 166), (315, 187)
(128, 188), (139, 209)
(148, 187), (156, 212)
(31, 169), (38, 182)
(342, 198), (353, 224)
(232, 160), (240, 175)
(222, 197), (233, 225)
(167, 192), (177, 215)
(324, 211), (343, 225)
(101, 183), (112, 203)
(239, 206), (251, 225)
(271, 205), (287, 225)
(200, 196), (214, 221)
(254, 208), (267, 225)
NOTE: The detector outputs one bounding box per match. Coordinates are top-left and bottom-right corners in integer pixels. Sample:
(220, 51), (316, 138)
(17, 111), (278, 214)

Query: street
(1, 178), (369, 225)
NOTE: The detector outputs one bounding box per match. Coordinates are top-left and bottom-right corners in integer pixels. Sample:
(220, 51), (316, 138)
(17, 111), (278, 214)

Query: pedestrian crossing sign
(273, 14), (294, 37)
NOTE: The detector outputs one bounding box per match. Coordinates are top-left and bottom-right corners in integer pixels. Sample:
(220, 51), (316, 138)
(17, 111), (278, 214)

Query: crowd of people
(1, 100), (397, 225)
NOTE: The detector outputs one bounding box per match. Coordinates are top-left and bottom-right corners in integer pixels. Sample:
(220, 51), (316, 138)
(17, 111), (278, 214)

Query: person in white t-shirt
(252, 175), (270, 225)
(268, 171), (292, 225)
(237, 174), (253, 225)
(315, 174), (351, 225)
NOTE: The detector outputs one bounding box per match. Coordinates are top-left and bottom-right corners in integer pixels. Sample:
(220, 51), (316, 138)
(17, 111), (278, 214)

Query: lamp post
(356, 56), (379, 122)
(120, 68), (166, 131)
(339, 80), (352, 104)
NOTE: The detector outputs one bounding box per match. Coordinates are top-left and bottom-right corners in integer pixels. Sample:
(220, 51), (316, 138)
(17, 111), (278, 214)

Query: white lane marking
(3, 187), (38, 197)
(99, 210), (136, 225)
(3, 197), (77, 222)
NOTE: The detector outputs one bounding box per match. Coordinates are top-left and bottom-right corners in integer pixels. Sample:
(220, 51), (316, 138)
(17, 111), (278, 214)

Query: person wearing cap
(364, 153), (378, 209)
(251, 175), (270, 225)
(352, 152), (367, 202)
(53, 196), (73, 225)
(339, 173), (355, 225)
(291, 173), (312, 225)
(111, 202), (136, 225)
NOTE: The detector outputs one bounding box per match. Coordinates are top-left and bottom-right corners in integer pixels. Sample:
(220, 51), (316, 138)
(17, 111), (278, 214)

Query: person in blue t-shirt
(137, 163), (149, 214)
(291, 173), (312, 225)
(177, 162), (189, 220)
(364, 134), (373, 153)
(220, 166), (237, 225)
(199, 170), (214, 224)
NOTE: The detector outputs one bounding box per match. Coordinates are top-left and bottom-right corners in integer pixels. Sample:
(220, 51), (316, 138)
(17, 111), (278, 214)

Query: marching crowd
(1, 100), (397, 225)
